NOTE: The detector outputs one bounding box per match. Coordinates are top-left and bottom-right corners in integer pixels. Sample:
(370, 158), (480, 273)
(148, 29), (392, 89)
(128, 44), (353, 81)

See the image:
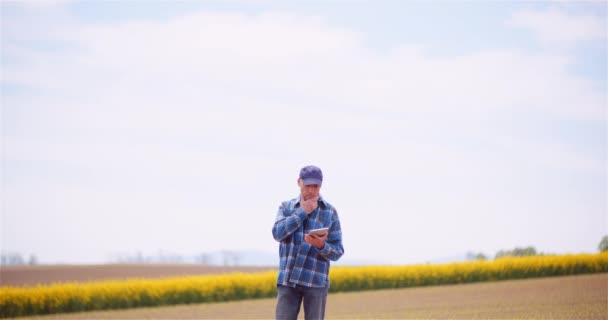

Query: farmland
(20, 273), (608, 319)
(0, 264), (276, 287)
(2, 253), (606, 318)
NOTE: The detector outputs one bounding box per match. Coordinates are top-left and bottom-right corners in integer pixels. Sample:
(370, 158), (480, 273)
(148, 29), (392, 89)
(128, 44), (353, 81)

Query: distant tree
(221, 251), (242, 266)
(514, 246), (537, 256)
(599, 235), (608, 252)
(233, 252), (242, 266)
(136, 251), (144, 263)
(495, 246), (538, 259)
(466, 251), (488, 261)
(475, 253), (488, 260)
(1, 253), (25, 265)
(197, 253), (211, 265)
(28, 255), (38, 265)
(155, 251), (182, 263)
(466, 251), (476, 261)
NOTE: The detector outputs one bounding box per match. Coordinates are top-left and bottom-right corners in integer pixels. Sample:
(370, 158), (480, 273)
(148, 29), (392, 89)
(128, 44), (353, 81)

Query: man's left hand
(305, 233), (327, 249)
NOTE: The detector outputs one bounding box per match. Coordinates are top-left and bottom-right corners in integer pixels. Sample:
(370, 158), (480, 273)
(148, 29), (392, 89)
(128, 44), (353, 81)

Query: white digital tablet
(307, 227), (329, 236)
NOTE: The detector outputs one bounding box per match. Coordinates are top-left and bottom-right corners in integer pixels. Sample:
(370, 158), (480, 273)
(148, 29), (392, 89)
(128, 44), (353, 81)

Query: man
(272, 165), (344, 320)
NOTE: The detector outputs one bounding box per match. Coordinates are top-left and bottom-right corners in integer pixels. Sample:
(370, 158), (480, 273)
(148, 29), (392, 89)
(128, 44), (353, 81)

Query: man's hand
(301, 196), (319, 214)
(305, 233), (327, 249)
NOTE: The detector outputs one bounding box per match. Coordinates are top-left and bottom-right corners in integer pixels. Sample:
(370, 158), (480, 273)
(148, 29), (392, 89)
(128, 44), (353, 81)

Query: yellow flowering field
(328, 253), (608, 292)
(1, 253), (606, 318)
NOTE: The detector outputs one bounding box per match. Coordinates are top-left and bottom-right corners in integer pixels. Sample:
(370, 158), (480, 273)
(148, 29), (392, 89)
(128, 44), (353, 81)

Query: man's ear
(297, 178), (302, 187)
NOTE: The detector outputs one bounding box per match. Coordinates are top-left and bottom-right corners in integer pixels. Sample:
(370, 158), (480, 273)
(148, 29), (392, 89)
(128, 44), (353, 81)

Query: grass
(21, 273), (607, 320)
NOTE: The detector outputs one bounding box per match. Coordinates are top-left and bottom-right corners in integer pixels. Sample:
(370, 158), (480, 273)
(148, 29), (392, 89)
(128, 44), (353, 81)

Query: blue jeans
(276, 284), (328, 320)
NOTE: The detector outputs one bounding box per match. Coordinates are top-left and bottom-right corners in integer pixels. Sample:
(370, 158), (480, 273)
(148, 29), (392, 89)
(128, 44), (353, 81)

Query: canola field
(1, 253), (606, 318)
(23, 273), (607, 320)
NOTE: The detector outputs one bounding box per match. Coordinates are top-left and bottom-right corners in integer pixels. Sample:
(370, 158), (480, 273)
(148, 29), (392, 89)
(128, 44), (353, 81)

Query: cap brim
(302, 178), (322, 186)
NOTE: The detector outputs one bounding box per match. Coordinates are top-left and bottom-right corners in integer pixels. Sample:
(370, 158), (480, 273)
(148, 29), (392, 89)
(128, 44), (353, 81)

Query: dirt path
(0, 264), (276, 287)
(25, 273), (607, 319)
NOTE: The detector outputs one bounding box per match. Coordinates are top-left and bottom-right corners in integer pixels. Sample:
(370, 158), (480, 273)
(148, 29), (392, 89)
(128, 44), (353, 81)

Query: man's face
(298, 179), (321, 201)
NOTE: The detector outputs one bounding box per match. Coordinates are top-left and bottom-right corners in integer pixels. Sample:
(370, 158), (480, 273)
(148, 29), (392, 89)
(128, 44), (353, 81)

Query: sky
(1, 1), (606, 265)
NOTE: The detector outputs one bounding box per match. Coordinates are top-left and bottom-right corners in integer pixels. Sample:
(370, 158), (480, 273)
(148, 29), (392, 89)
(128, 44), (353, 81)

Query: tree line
(468, 235), (608, 261)
(1, 253), (38, 266)
(3, 236), (607, 265)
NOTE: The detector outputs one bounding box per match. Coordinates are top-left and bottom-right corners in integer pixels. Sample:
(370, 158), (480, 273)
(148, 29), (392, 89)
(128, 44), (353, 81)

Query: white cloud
(4, 10), (604, 122)
(2, 6), (606, 263)
(508, 8), (606, 48)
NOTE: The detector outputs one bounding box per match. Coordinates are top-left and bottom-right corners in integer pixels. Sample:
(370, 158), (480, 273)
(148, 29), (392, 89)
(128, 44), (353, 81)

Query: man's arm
(272, 202), (308, 242)
(315, 209), (344, 261)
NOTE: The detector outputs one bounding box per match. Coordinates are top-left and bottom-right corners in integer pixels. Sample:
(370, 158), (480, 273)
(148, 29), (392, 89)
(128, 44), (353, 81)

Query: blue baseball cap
(299, 165), (323, 186)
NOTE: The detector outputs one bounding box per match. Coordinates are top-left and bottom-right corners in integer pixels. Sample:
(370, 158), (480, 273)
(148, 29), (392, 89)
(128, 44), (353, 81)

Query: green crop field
(22, 273), (607, 320)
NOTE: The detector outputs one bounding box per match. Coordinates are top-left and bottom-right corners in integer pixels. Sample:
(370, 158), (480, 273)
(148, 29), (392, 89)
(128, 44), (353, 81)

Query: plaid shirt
(272, 195), (344, 288)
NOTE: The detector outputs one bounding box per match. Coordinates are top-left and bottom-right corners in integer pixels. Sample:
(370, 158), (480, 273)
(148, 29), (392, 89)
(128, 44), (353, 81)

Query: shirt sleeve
(272, 201), (308, 242)
(315, 208), (344, 261)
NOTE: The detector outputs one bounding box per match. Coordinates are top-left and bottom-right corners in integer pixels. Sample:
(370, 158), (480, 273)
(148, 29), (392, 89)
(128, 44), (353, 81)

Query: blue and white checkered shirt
(272, 195), (344, 288)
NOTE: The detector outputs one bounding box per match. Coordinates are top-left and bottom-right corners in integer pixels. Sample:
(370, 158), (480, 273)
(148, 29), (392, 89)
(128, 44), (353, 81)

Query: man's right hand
(301, 196), (319, 214)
